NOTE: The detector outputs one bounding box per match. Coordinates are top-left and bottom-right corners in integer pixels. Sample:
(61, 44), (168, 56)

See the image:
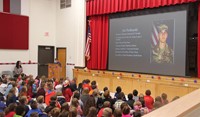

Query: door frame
(38, 45), (55, 77)
(56, 47), (66, 59)
(56, 47), (67, 78)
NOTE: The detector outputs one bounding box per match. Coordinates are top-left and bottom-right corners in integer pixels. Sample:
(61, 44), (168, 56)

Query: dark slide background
(108, 10), (187, 76)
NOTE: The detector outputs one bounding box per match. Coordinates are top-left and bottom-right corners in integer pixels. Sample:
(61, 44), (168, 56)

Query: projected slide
(108, 10), (187, 76)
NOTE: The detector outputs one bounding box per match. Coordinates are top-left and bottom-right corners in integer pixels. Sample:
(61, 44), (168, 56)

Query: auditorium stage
(74, 68), (200, 101)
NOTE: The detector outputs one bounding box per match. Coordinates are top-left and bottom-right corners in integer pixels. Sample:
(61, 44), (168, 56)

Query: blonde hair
(102, 107), (112, 117)
(51, 107), (61, 117)
(37, 96), (44, 103)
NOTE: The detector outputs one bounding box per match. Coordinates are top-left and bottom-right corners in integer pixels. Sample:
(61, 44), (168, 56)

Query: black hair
(145, 90), (151, 96)
(15, 105), (25, 115)
(30, 100), (38, 109)
(85, 79), (90, 84)
(91, 81), (96, 85)
(103, 87), (108, 92)
(133, 89), (138, 96)
(117, 92), (124, 99)
(116, 86), (122, 93)
(128, 93), (133, 100)
(73, 92), (80, 99)
(16, 61), (22, 68)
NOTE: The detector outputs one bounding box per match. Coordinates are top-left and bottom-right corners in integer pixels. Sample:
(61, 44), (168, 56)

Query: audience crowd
(0, 73), (179, 117)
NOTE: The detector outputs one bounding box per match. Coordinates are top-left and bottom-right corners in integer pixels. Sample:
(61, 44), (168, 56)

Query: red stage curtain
(198, 3), (200, 78)
(87, 15), (108, 70)
(86, 0), (196, 16)
(3, 0), (10, 13)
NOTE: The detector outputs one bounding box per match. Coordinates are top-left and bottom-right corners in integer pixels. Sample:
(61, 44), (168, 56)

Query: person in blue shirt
(25, 100), (43, 117)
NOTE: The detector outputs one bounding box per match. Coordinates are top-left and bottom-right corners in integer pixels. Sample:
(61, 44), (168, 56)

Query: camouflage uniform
(152, 44), (173, 63)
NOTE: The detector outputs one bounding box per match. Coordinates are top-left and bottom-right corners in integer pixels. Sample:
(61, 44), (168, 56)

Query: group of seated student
(0, 73), (180, 117)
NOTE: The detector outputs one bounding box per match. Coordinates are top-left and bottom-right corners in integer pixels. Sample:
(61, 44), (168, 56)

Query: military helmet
(158, 24), (168, 32)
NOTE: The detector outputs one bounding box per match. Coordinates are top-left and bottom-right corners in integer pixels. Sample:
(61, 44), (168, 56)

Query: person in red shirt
(98, 101), (111, 117)
(62, 80), (73, 102)
(45, 83), (56, 106)
(5, 103), (17, 117)
(144, 90), (154, 110)
(82, 79), (92, 91)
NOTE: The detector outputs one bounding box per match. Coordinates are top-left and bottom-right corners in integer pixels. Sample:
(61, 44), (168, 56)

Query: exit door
(38, 46), (54, 77)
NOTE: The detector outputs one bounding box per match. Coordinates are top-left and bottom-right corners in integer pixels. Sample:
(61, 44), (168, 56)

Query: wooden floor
(74, 68), (200, 101)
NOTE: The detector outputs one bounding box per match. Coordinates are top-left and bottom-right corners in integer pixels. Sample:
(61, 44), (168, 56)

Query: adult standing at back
(14, 61), (23, 76)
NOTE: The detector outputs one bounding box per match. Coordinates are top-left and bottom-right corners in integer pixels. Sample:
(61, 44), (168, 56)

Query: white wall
(21, 0), (30, 16)
(0, 0), (57, 77)
(0, 0), (86, 79)
(56, 0), (86, 79)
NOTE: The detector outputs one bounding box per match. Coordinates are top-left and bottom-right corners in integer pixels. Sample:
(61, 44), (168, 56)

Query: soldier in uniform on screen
(152, 24), (173, 63)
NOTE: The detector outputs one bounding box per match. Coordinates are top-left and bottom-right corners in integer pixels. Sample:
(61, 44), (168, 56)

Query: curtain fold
(87, 16), (108, 70)
(86, 0), (196, 16)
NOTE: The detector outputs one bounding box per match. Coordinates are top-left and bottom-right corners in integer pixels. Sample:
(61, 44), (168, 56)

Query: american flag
(85, 24), (92, 61)
(151, 24), (159, 47)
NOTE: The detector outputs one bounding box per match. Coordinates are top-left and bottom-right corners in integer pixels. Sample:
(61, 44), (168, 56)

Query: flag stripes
(152, 25), (159, 47)
(85, 25), (92, 60)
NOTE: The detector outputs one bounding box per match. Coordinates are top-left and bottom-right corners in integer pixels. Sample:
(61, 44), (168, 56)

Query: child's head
(15, 105), (25, 116)
(134, 101), (142, 111)
(103, 101), (111, 108)
(145, 90), (151, 96)
(50, 95), (57, 101)
(133, 89), (138, 96)
(104, 90), (110, 98)
(30, 100), (38, 109)
(19, 96), (28, 105)
(5, 103), (17, 115)
(47, 83), (53, 90)
(87, 107), (97, 117)
(120, 102), (128, 110)
(92, 89), (99, 97)
(73, 91), (80, 100)
(153, 101), (162, 109)
(102, 107), (112, 117)
(34, 79), (39, 84)
(82, 88), (89, 95)
(61, 102), (69, 111)
(116, 86), (122, 93)
(155, 96), (162, 103)
(69, 107), (77, 117)
(51, 107), (61, 117)
(71, 98), (79, 107)
(84, 79), (90, 84)
(21, 81), (26, 86)
(134, 111), (142, 117)
(91, 80), (96, 85)
(128, 93), (133, 100)
(113, 108), (122, 117)
(117, 92), (125, 99)
(161, 93), (167, 100)
(37, 96), (44, 104)
(139, 93), (144, 99)
(122, 105), (130, 115)
(103, 87), (108, 92)
(20, 86), (27, 92)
